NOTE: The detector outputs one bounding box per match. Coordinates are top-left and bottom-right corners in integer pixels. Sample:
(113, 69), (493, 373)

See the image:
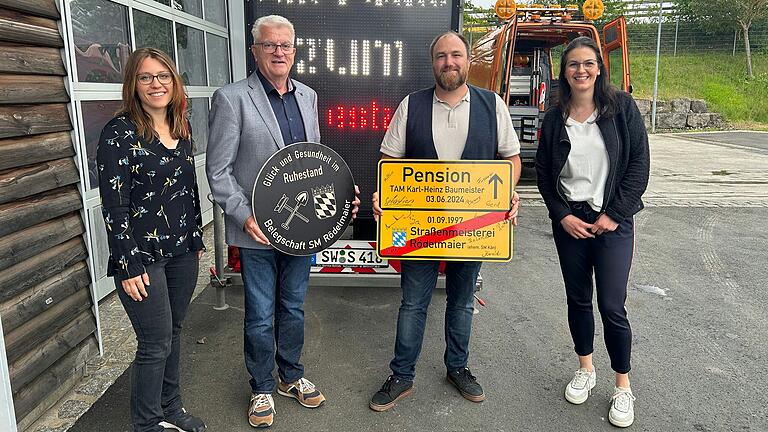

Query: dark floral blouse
(97, 115), (204, 281)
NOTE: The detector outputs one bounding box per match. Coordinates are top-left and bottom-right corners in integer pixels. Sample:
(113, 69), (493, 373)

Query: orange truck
(468, 2), (631, 163)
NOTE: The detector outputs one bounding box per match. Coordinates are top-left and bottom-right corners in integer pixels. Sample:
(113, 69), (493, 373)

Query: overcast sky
(471, 0), (496, 9)
(472, 0), (496, 8)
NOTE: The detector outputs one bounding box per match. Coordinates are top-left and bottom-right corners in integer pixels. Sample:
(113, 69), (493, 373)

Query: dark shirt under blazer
(256, 69), (307, 145)
(97, 115), (204, 280)
(206, 72), (321, 249)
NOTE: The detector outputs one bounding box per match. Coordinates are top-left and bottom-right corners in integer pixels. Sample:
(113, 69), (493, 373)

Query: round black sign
(252, 142), (355, 256)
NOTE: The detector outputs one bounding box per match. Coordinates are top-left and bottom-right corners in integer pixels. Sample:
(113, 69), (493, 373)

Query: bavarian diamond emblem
(312, 184), (336, 219)
(393, 230), (406, 247)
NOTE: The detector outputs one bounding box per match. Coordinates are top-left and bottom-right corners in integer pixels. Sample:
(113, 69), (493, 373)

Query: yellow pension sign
(376, 160), (514, 262)
(378, 160), (513, 211)
(377, 210), (512, 261)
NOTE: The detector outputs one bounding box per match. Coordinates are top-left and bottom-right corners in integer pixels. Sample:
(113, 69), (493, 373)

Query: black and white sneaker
(369, 375), (414, 412)
(159, 408), (206, 432)
(447, 367), (485, 402)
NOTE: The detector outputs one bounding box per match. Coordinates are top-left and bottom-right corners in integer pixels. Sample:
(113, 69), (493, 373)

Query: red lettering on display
(326, 102), (393, 131)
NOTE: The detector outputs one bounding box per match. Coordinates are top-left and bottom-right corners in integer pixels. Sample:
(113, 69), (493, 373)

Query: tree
(462, 0), (497, 45)
(463, 0), (496, 27)
(677, 0), (768, 78)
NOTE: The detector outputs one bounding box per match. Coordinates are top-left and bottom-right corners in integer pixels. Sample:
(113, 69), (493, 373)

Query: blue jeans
(389, 260), (482, 381)
(240, 247), (311, 393)
(115, 252), (198, 432)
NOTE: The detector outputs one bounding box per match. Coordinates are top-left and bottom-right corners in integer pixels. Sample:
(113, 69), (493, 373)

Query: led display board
(246, 0), (460, 219)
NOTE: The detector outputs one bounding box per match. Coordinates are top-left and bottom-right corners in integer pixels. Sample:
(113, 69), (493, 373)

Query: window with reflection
(178, 0), (203, 18)
(70, 0), (131, 83)
(205, 0), (227, 27)
(82, 100), (122, 189)
(188, 98), (209, 155)
(153, 0), (202, 18)
(176, 24), (207, 86)
(207, 34), (230, 87)
(134, 10), (175, 61)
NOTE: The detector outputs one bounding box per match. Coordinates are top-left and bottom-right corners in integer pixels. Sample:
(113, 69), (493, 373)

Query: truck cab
(468, 4), (631, 163)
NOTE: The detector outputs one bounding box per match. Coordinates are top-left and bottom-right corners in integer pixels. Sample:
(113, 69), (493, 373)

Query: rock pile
(634, 98), (726, 131)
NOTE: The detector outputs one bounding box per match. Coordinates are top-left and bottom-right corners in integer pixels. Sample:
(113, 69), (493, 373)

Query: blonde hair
(118, 47), (190, 142)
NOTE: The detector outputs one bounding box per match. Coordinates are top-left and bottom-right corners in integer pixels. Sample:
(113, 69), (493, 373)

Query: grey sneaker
(608, 386), (636, 428)
(564, 367), (596, 405)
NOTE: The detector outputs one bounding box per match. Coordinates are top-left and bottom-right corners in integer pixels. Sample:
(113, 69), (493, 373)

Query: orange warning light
(582, 0), (604, 20)
(495, 0), (517, 20)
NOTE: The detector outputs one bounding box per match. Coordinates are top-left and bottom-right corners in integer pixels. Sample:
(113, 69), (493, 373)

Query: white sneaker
(564, 367), (596, 404)
(608, 386), (636, 428)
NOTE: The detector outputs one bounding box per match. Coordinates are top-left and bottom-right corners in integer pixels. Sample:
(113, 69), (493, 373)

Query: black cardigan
(535, 91), (650, 224)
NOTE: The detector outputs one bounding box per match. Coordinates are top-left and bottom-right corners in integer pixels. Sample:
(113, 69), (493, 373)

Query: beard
(435, 67), (467, 91)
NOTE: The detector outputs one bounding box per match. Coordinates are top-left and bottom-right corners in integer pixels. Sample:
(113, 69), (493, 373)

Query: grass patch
(629, 53), (768, 126)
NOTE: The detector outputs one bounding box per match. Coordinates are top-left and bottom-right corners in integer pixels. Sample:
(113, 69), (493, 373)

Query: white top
(380, 88), (521, 160)
(559, 110), (609, 212)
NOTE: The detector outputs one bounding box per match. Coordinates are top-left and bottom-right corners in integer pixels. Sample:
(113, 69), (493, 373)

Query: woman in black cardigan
(536, 37), (649, 428)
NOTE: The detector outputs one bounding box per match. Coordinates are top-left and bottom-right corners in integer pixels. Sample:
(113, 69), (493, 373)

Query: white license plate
(312, 248), (388, 268)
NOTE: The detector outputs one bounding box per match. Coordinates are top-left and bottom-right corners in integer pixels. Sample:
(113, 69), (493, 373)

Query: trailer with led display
(246, 0), (461, 224)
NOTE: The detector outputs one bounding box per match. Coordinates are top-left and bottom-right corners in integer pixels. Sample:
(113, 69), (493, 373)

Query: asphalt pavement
(69, 131), (768, 432)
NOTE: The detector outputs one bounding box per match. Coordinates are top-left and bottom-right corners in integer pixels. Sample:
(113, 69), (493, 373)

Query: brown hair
(118, 47), (190, 142)
(429, 31), (470, 59)
(558, 36), (617, 120)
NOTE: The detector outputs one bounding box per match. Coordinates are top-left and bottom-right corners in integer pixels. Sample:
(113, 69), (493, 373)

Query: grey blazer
(205, 72), (321, 249)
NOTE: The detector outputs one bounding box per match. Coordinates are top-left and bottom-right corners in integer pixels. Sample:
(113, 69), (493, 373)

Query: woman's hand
(122, 273), (150, 301)
(197, 250), (204, 259)
(591, 213), (619, 235)
(560, 215), (595, 239)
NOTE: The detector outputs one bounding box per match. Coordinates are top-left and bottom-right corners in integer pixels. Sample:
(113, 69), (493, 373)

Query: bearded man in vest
(369, 31), (522, 411)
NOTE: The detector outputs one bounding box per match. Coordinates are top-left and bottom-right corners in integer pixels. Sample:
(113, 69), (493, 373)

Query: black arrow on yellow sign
(489, 174), (503, 199)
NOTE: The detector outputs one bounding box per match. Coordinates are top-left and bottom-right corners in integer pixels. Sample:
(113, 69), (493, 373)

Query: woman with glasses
(97, 47), (206, 432)
(535, 36), (650, 428)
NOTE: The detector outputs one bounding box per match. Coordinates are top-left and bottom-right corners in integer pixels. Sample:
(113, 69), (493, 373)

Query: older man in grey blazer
(206, 15), (353, 429)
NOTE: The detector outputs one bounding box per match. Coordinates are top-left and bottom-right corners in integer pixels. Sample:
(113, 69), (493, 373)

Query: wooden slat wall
(0, 1), (98, 429)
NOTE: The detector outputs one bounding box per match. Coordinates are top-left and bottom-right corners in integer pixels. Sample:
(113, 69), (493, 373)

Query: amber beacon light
(494, 0), (517, 20)
(582, 0), (604, 20)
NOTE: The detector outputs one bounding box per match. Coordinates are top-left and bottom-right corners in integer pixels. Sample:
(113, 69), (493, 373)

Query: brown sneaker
(277, 377), (326, 408)
(248, 393), (275, 428)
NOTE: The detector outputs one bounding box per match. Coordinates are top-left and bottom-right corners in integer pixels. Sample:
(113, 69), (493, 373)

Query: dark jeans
(389, 260), (482, 381)
(239, 247), (311, 393)
(552, 201), (634, 374)
(115, 252), (199, 432)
